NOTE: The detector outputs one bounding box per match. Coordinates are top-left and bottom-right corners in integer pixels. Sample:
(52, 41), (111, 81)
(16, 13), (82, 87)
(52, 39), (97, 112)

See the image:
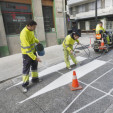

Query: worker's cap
(72, 31), (81, 37)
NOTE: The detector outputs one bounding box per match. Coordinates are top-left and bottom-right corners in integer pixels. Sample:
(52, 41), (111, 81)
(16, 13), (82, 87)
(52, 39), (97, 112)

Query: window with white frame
(89, 2), (95, 10)
(85, 3), (89, 12)
(78, 4), (85, 13)
(69, 7), (72, 15)
(78, 5), (82, 13)
(82, 4), (85, 12)
(106, 21), (113, 30)
(72, 7), (76, 16)
(97, 0), (102, 9)
(80, 21), (85, 30)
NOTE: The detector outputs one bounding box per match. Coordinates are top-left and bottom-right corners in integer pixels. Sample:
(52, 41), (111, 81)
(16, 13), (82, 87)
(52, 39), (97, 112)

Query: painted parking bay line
(18, 59), (106, 104)
(6, 56), (87, 90)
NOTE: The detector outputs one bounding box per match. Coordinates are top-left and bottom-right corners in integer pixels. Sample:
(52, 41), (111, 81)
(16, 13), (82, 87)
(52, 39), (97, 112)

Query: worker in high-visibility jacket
(20, 20), (41, 93)
(62, 32), (80, 70)
(96, 21), (110, 44)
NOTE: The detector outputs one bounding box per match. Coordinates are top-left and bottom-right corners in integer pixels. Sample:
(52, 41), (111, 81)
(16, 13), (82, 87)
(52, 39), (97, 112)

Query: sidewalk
(0, 35), (95, 82)
(0, 45), (64, 82)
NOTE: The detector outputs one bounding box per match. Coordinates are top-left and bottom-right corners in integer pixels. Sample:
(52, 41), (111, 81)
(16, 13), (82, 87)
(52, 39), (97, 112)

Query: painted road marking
(62, 67), (113, 113)
(73, 95), (107, 113)
(79, 80), (113, 97)
(73, 83), (113, 113)
(18, 59), (106, 104)
(6, 56), (86, 90)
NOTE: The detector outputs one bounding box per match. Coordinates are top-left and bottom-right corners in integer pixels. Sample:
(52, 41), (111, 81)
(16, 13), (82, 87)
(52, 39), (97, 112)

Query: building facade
(0, 0), (66, 57)
(67, 0), (113, 32)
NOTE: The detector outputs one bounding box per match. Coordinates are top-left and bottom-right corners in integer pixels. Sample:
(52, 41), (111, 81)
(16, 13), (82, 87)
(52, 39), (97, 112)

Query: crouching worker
(20, 20), (42, 93)
(96, 21), (110, 44)
(62, 32), (80, 70)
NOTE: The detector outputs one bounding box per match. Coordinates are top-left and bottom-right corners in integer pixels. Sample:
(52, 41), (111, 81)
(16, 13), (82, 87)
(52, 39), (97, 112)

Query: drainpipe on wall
(62, 0), (67, 37)
(95, 0), (98, 26)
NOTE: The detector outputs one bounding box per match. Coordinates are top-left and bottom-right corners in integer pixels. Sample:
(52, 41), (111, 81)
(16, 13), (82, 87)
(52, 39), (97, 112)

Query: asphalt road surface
(1, 48), (113, 113)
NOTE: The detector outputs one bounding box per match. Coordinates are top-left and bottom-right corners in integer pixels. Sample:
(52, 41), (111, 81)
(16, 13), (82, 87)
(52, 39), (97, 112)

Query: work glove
(77, 42), (80, 45)
(36, 57), (42, 62)
(70, 50), (76, 56)
(73, 51), (76, 56)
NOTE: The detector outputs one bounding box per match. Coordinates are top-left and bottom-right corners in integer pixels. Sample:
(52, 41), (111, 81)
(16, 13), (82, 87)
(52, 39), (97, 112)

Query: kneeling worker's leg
(64, 49), (70, 68)
(69, 52), (77, 65)
(106, 35), (110, 44)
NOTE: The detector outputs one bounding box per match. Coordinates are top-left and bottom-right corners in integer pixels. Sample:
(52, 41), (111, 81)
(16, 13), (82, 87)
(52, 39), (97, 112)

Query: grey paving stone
(0, 86), (43, 113)
(79, 63), (113, 85)
(32, 83), (86, 113)
(65, 87), (104, 113)
(16, 72), (62, 97)
(77, 96), (113, 113)
(92, 69), (113, 93)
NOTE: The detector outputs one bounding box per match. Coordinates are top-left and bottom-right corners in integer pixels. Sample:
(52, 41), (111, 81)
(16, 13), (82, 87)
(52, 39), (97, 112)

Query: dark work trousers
(22, 54), (38, 87)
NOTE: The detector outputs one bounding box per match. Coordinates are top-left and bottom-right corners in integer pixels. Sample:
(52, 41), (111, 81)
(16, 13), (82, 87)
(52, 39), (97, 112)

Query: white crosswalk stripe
(6, 56), (86, 90)
(18, 59), (106, 104)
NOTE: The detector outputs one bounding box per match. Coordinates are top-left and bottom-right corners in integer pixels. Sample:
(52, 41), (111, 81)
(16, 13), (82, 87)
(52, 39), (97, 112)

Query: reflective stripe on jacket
(20, 27), (39, 60)
(62, 35), (79, 52)
(96, 24), (105, 34)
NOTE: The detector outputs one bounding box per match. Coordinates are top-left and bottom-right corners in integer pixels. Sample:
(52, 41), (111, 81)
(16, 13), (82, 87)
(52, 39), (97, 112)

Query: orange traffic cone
(101, 38), (104, 47)
(69, 71), (82, 91)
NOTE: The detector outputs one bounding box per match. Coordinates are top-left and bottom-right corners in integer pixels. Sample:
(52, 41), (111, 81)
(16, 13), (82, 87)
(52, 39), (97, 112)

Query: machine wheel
(105, 49), (109, 53)
(94, 49), (99, 52)
(105, 45), (109, 53)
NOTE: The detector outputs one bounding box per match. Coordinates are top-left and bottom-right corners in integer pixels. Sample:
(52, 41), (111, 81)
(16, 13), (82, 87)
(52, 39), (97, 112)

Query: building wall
(7, 35), (21, 54)
(69, 0), (113, 19)
(0, 0), (31, 4)
(54, 0), (65, 41)
(0, 0), (66, 56)
(32, 0), (46, 42)
(68, 0), (113, 31)
(32, 0), (65, 46)
(0, 7), (9, 57)
(105, 0), (113, 8)
(45, 32), (57, 46)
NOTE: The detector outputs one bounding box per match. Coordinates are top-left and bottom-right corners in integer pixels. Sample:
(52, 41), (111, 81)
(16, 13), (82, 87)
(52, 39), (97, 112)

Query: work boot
(31, 77), (42, 84)
(22, 86), (28, 93)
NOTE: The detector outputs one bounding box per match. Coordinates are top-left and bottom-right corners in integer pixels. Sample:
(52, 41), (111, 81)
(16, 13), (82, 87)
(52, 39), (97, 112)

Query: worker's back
(96, 24), (105, 34)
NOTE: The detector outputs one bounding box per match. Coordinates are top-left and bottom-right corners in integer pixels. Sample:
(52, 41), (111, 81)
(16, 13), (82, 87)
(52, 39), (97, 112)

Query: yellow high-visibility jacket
(20, 27), (39, 60)
(62, 35), (79, 52)
(96, 24), (105, 34)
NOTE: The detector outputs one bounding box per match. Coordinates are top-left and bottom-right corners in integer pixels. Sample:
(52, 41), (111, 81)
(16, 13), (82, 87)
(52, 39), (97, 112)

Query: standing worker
(62, 32), (80, 69)
(20, 20), (41, 93)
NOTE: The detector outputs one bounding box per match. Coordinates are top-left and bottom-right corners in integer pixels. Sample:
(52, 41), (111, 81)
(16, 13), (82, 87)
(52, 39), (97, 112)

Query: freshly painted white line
(62, 67), (113, 113)
(6, 56), (86, 90)
(18, 59), (106, 104)
(37, 56), (87, 77)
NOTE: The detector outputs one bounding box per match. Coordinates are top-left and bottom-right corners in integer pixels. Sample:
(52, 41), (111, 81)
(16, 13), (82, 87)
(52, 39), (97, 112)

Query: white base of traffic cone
(69, 84), (82, 91)
(89, 44), (92, 48)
